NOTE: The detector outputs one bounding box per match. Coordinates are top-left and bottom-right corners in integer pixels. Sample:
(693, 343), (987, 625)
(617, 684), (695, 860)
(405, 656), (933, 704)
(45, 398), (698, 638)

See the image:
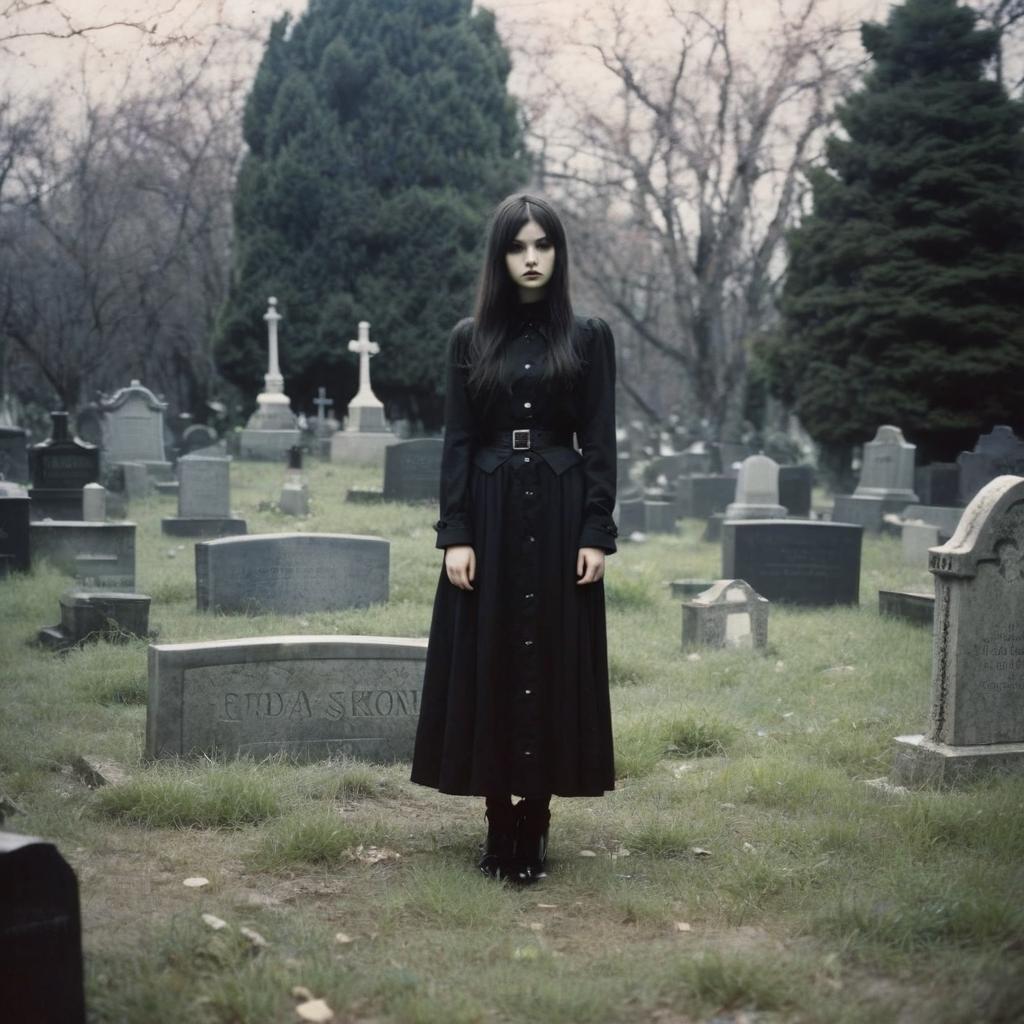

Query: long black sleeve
(577, 317), (619, 554)
(434, 320), (476, 550)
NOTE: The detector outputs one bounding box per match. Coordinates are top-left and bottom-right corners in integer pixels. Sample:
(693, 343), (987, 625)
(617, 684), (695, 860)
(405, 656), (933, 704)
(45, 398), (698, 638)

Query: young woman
(410, 193), (618, 884)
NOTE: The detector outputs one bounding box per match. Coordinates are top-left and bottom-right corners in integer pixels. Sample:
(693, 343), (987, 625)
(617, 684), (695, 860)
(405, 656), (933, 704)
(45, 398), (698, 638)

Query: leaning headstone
(725, 455), (787, 521)
(98, 380), (173, 481)
(892, 475), (1024, 785)
(833, 425), (918, 531)
(331, 321), (397, 466)
(382, 438), (444, 503)
(82, 483), (106, 522)
(30, 521), (136, 590)
(146, 634), (427, 762)
(0, 426), (30, 483)
(956, 426), (1024, 506)
(722, 520), (862, 606)
(778, 465), (813, 517)
(901, 521), (940, 566)
(161, 455), (246, 538)
(0, 832), (86, 1023)
(279, 446), (310, 517)
(38, 591), (151, 650)
(681, 579), (769, 651)
(915, 463), (961, 508)
(878, 590), (934, 628)
(28, 412), (99, 520)
(674, 474), (735, 519)
(0, 494), (31, 573)
(196, 533), (389, 614)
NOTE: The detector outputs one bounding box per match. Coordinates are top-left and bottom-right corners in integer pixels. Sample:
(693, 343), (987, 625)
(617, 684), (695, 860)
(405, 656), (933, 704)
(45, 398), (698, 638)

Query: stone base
(239, 428), (302, 461)
(330, 431), (395, 467)
(346, 487), (385, 504)
(878, 590), (934, 628)
(161, 516), (248, 538)
(345, 404), (387, 432)
(724, 503), (787, 520)
(891, 734), (1024, 787)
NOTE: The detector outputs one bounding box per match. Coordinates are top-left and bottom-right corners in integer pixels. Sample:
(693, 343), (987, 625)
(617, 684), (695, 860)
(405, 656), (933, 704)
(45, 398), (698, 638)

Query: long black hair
(461, 193), (584, 397)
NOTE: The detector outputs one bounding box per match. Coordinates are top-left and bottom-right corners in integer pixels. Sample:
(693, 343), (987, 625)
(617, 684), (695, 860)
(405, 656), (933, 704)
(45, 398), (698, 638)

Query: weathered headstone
(98, 380), (173, 481)
(0, 832), (86, 1024)
(956, 426), (1024, 506)
(196, 533), (389, 614)
(879, 589), (934, 628)
(382, 438), (443, 503)
(38, 591), (151, 650)
(834, 425), (918, 531)
(674, 474), (735, 520)
(915, 463), (961, 508)
(28, 413), (100, 521)
(161, 455), (246, 538)
(82, 483), (106, 522)
(146, 634), (426, 762)
(722, 520), (862, 606)
(725, 455), (787, 521)
(30, 521), (136, 590)
(778, 465), (813, 517)
(331, 321), (396, 466)
(0, 426), (29, 483)
(681, 579), (769, 651)
(892, 475), (1024, 784)
(279, 446), (310, 517)
(0, 495), (31, 573)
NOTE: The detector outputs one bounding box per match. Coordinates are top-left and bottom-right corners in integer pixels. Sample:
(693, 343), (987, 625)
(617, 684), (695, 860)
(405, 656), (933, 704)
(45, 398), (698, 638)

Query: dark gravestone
(914, 463), (961, 508)
(957, 426), (1024, 505)
(778, 465), (813, 517)
(879, 590), (934, 628)
(0, 496), (31, 573)
(675, 474), (735, 519)
(0, 831), (86, 1023)
(382, 439), (443, 503)
(0, 427), (30, 483)
(28, 413), (99, 521)
(38, 590), (152, 650)
(722, 520), (862, 607)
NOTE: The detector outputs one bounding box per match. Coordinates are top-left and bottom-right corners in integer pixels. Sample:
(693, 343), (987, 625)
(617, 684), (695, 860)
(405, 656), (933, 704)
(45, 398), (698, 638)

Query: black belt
(484, 428), (573, 451)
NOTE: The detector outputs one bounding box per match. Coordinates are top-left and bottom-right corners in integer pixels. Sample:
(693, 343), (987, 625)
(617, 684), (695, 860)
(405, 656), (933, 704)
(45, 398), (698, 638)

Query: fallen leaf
(201, 913), (228, 930)
(334, 932), (354, 945)
(240, 926), (268, 947)
(291, 986), (315, 1001)
(183, 877), (209, 888)
(674, 921), (692, 932)
(578, 849), (597, 858)
(691, 847), (712, 858)
(296, 997), (334, 1022)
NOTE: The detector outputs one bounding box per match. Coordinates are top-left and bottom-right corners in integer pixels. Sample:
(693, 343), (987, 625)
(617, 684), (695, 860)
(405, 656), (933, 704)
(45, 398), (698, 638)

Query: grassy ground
(1, 458), (1022, 1024)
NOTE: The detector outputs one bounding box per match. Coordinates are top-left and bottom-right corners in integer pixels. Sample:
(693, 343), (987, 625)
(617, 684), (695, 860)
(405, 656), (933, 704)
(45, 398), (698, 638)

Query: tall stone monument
(892, 475), (1024, 785)
(330, 321), (396, 466)
(833, 425), (918, 532)
(239, 297), (301, 460)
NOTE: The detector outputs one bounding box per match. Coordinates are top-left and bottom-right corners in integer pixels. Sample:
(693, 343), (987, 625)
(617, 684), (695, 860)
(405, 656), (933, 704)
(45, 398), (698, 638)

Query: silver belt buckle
(512, 428), (530, 450)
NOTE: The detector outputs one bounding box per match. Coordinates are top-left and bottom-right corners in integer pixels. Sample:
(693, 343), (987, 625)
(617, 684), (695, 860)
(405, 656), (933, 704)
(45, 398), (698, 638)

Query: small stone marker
(0, 494), (30, 573)
(120, 461), (151, 501)
(82, 483), (106, 522)
(279, 446), (310, 516)
(725, 455), (786, 521)
(161, 454), (246, 538)
(878, 589), (934, 628)
(957, 426), (1024, 505)
(28, 412), (100, 520)
(681, 579), (769, 650)
(146, 635), (427, 762)
(382, 438), (444, 503)
(30, 521), (136, 590)
(196, 532), (389, 614)
(38, 591), (152, 650)
(892, 475), (1024, 785)
(0, 831), (86, 1024)
(722, 520), (862, 606)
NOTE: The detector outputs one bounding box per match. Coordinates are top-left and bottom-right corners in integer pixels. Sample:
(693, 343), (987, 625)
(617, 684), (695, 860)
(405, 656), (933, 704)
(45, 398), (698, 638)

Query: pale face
(505, 219), (556, 302)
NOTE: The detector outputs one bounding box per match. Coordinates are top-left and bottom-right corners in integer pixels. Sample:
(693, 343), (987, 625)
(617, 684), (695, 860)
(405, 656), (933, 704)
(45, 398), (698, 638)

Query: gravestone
(681, 579), (769, 651)
(161, 455), (246, 538)
(902, 521), (940, 566)
(674, 475), (735, 520)
(0, 495), (31, 573)
(643, 499), (676, 534)
(98, 380), (173, 481)
(39, 591), (151, 650)
(892, 475), (1024, 785)
(617, 497), (645, 535)
(722, 520), (862, 606)
(725, 455), (787, 521)
(279, 446), (310, 517)
(120, 461), (151, 501)
(778, 465), (813, 517)
(331, 321), (396, 466)
(0, 831), (86, 1024)
(28, 412), (100, 521)
(879, 590), (934, 628)
(834, 425), (918, 531)
(30, 522), (136, 590)
(180, 424), (219, 455)
(82, 483), (106, 522)
(146, 634), (427, 762)
(382, 438), (443, 503)
(0, 426), (29, 483)
(196, 533), (389, 614)
(915, 463), (961, 507)
(899, 504), (964, 540)
(956, 426), (1024, 505)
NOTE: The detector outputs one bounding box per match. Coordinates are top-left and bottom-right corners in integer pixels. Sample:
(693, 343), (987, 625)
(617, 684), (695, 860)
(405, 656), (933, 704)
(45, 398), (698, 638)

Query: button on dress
(410, 302), (619, 797)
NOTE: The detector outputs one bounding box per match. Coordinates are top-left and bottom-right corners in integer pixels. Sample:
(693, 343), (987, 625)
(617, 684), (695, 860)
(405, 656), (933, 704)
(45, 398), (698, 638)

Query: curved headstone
(725, 455), (786, 520)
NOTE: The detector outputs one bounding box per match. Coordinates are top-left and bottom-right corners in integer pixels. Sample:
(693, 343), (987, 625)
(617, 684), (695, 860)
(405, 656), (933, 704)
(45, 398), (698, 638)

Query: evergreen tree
(767, 0), (1024, 464)
(215, 0), (528, 428)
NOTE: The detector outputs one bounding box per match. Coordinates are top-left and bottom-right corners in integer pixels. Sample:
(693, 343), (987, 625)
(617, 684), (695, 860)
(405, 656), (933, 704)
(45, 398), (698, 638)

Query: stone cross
(263, 298), (284, 395)
(348, 322), (380, 405)
(313, 387), (333, 427)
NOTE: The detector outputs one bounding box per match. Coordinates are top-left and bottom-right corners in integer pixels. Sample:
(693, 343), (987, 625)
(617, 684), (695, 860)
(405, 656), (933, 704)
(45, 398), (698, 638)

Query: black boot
(478, 801), (517, 880)
(512, 798), (550, 884)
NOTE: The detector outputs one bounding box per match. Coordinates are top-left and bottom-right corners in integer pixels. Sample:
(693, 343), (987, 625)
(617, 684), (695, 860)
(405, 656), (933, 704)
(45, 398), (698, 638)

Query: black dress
(410, 299), (619, 798)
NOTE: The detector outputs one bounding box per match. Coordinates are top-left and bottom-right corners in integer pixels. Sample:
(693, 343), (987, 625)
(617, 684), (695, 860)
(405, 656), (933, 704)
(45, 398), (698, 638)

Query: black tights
(485, 793), (550, 815)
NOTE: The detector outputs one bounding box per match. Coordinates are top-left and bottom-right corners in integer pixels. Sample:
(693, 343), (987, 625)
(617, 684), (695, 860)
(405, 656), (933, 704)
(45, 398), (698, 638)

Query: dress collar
(513, 297), (552, 338)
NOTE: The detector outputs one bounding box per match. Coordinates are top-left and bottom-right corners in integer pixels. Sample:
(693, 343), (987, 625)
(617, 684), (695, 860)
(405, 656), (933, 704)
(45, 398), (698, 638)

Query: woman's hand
(444, 544), (476, 591)
(576, 547), (606, 585)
